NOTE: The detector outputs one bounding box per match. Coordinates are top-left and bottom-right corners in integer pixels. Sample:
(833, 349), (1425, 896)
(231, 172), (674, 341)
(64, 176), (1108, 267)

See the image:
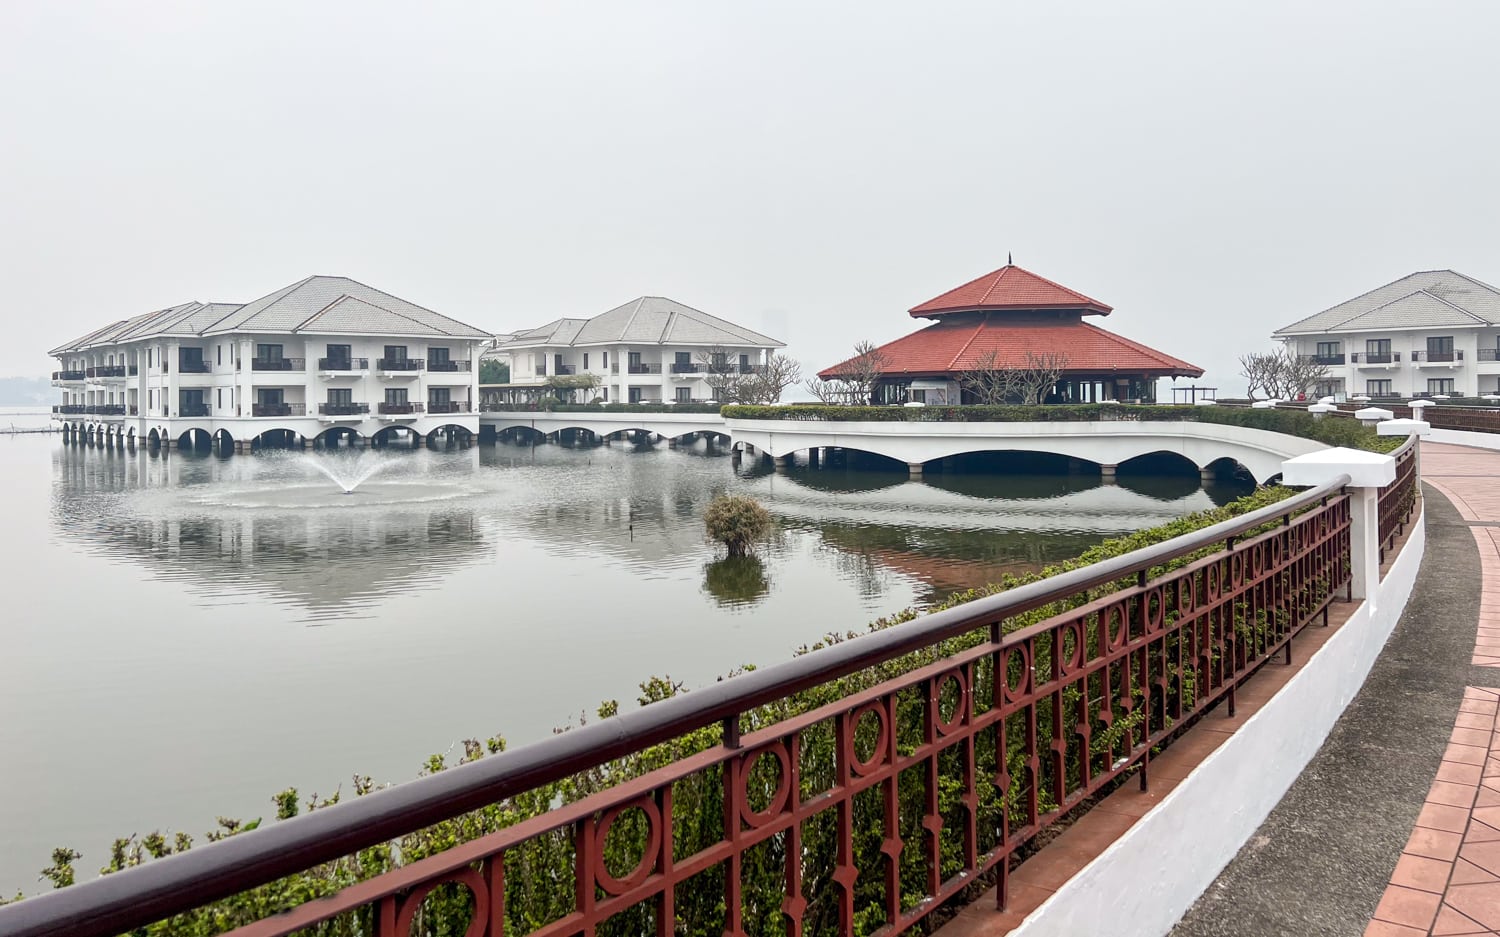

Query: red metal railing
(1377, 435), (1418, 563)
(0, 479), (1353, 937)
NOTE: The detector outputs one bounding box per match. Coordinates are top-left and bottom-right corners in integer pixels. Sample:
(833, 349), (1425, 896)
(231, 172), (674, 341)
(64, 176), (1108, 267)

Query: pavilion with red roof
(819, 263), (1202, 405)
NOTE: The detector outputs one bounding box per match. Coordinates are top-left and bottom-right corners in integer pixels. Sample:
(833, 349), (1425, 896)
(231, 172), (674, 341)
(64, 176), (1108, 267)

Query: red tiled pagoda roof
(909, 264), (1113, 318)
(819, 315), (1203, 379)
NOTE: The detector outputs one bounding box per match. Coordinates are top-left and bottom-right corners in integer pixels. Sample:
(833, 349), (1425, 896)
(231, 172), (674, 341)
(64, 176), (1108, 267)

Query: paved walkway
(1171, 442), (1500, 937)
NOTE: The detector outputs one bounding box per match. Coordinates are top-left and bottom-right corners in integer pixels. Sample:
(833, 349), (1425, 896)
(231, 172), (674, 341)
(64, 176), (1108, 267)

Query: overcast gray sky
(3, 1), (1498, 392)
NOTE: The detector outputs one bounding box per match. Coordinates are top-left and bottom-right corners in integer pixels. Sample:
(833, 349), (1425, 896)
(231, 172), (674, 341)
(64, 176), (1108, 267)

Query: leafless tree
(1013, 351), (1069, 405)
(957, 350), (1017, 404)
(1241, 348), (1329, 400)
(1238, 351), (1280, 400)
(737, 352), (802, 404)
(804, 340), (889, 405)
(695, 345), (741, 403)
(1278, 350), (1330, 399)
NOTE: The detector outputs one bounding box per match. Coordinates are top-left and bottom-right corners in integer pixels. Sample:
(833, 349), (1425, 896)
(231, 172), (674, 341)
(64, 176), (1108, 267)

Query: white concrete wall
(1428, 427), (1500, 451)
(1009, 500), (1426, 937)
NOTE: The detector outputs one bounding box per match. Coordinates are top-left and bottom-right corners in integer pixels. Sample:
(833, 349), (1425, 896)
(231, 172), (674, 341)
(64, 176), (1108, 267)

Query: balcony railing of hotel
(251, 403), (307, 417)
(177, 361), (211, 374)
(426, 400), (472, 413)
(85, 366), (128, 379)
(178, 404), (210, 417)
(377, 401), (425, 414)
(1479, 348), (1500, 362)
(318, 402), (371, 416)
(81, 405), (127, 416)
(377, 358), (425, 371)
(51, 404), (86, 414)
(1301, 354), (1346, 366)
(629, 362), (663, 374)
(1349, 351), (1401, 364)
(0, 469), (1404, 937)
(52, 370), (85, 381)
(552, 364), (576, 375)
(738, 362), (767, 374)
(251, 357), (305, 371)
(318, 357), (370, 371)
(427, 359), (472, 372)
(1411, 350), (1463, 362)
(671, 362), (704, 373)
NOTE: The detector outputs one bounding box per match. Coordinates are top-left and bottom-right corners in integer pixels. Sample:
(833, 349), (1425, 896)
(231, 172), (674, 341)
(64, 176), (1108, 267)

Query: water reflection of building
(51, 449), (485, 619)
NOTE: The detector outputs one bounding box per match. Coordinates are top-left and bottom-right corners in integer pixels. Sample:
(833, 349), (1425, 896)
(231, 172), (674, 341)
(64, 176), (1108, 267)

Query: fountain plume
(304, 451), (386, 494)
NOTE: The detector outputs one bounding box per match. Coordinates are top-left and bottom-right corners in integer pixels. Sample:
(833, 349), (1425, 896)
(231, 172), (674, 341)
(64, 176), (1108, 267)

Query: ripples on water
(2, 428), (1250, 894)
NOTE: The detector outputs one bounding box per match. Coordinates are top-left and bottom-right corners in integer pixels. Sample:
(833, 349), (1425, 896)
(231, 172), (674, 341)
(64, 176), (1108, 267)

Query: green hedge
(722, 403), (1404, 453)
(16, 486), (1323, 936)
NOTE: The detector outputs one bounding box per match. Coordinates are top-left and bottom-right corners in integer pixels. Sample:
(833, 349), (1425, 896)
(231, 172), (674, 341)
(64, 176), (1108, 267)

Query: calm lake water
(0, 409), (1249, 895)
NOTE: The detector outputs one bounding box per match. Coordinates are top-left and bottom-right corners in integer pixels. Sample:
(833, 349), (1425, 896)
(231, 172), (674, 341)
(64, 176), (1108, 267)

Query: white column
(1280, 447), (1397, 603)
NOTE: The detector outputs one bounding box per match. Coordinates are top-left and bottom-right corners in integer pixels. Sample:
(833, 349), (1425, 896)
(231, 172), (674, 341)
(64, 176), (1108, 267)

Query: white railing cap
(1281, 446), (1396, 487)
(1377, 418), (1432, 437)
(1354, 407), (1395, 421)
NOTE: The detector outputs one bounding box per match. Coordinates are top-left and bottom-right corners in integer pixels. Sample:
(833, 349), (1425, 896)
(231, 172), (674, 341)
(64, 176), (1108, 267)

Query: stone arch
(147, 428), (161, 447)
(178, 428), (212, 452)
(425, 423), (474, 448)
(315, 426), (361, 449)
(1202, 456), (1256, 484)
(1117, 450), (1200, 478)
(253, 427), (300, 450)
(369, 426), (406, 448)
(212, 428), (235, 457)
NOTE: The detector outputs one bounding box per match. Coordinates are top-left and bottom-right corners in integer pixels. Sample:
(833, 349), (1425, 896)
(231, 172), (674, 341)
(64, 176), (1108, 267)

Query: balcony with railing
(177, 360), (211, 374)
(377, 401), (425, 415)
(738, 362), (767, 374)
(551, 364), (576, 375)
(1478, 348), (1500, 363)
(426, 400), (472, 414)
(426, 359), (472, 372)
(317, 357), (370, 372)
(178, 403), (210, 417)
(377, 358), (425, 372)
(1350, 351), (1401, 365)
(52, 370), (85, 383)
(670, 362), (704, 374)
(318, 402), (371, 417)
(84, 404), (127, 417)
(51, 404), (86, 415)
(1411, 350), (1463, 364)
(628, 362), (662, 374)
(251, 357), (305, 372)
(251, 403), (306, 417)
(86, 365), (128, 379)
(1301, 353), (1346, 366)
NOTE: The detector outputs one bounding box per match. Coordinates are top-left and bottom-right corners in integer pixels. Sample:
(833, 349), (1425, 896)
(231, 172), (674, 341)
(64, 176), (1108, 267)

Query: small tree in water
(703, 494), (772, 557)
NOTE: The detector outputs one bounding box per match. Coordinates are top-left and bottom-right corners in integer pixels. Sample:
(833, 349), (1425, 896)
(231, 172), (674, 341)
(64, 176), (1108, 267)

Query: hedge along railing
(492, 402), (726, 415)
(1377, 435), (1419, 564)
(722, 403), (1405, 454)
(1, 478), (1353, 937)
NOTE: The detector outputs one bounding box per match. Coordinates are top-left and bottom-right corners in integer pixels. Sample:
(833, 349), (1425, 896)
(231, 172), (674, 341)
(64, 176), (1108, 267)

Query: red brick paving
(1367, 443), (1500, 936)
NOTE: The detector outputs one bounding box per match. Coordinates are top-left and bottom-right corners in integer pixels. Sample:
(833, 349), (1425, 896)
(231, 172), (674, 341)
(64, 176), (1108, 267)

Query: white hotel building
(1273, 270), (1500, 401)
(493, 296), (784, 404)
(50, 275), (491, 449)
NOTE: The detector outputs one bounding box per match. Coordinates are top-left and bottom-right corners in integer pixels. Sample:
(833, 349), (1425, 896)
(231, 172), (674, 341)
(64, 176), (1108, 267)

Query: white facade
(1273, 270), (1500, 400)
(497, 296), (784, 404)
(50, 276), (490, 447)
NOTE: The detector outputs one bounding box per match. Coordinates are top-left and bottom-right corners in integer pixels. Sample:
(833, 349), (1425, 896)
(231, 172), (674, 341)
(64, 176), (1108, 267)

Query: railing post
(1281, 447), (1395, 603)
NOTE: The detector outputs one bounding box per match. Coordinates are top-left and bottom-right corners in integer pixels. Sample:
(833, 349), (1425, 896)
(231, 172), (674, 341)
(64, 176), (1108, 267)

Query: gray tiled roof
(51, 277), (490, 355)
(1273, 270), (1500, 335)
(501, 297), (783, 349)
(503, 318), (588, 347)
(206, 276), (491, 338)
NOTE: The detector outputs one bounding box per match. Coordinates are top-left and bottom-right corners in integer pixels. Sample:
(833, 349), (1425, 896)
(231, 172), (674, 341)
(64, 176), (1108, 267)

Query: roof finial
(1008, 251), (1013, 266)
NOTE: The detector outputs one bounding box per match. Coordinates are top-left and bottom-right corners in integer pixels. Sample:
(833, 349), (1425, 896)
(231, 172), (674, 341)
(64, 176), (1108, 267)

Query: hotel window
(1426, 336), (1455, 362)
(385, 387), (408, 404)
(1365, 339), (1392, 362)
(327, 388), (352, 405)
(602, 387), (608, 401)
(384, 346), (408, 365)
(675, 387), (691, 403)
(912, 389), (928, 403)
(602, 352), (608, 368)
(533, 354), (546, 375)
(256, 344), (283, 363)
(1315, 341), (1341, 359)
(326, 344), (352, 366)
(711, 352), (727, 371)
(629, 387), (642, 403)
(583, 353), (589, 370)
(429, 346), (450, 366)
(217, 389), (223, 408)
(739, 354), (750, 371)
(628, 351), (642, 369)
(216, 345), (222, 366)
(1428, 378), (1455, 395)
(1366, 379), (1393, 397)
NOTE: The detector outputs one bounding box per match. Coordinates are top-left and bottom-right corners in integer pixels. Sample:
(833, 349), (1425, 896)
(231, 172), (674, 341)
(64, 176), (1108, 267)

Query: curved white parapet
(724, 418), (1326, 484)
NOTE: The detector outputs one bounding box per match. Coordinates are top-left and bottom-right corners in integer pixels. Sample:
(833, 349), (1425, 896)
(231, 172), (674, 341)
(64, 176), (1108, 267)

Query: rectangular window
(327, 388), (352, 405)
(583, 353), (589, 370)
(555, 354), (565, 373)
(675, 387), (691, 403)
(216, 345), (222, 366)
(711, 352), (727, 371)
(256, 344), (283, 363)
(429, 347), (450, 366)
(628, 352), (642, 367)
(675, 351), (691, 366)
(602, 352), (608, 368)
(602, 387), (608, 402)
(326, 344), (351, 365)
(1426, 336), (1455, 362)
(912, 388), (927, 403)
(1366, 379), (1393, 397)
(256, 388), (284, 406)
(1428, 378), (1455, 395)
(429, 387), (451, 405)
(385, 388), (408, 404)
(739, 354), (750, 371)
(533, 354), (546, 375)
(179, 347), (204, 370)
(217, 389), (223, 408)
(384, 345), (408, 363)
(629, 387), (642, 403)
